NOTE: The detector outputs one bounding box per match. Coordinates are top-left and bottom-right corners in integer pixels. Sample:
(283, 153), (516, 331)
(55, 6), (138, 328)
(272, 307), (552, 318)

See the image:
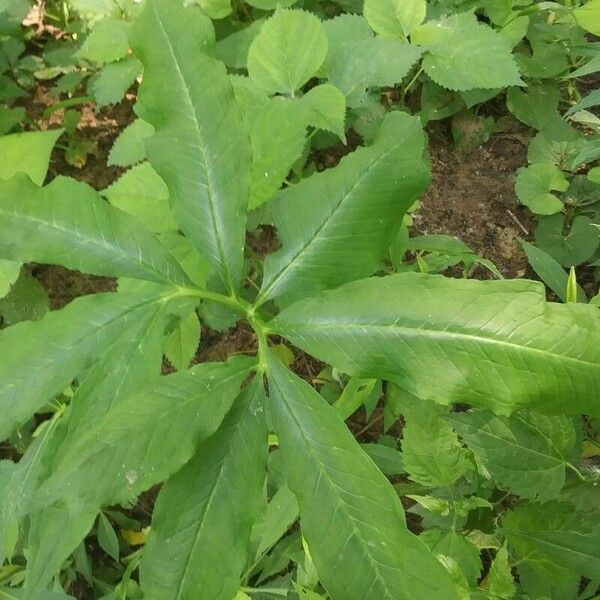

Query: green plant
(1, 1), (600, 599)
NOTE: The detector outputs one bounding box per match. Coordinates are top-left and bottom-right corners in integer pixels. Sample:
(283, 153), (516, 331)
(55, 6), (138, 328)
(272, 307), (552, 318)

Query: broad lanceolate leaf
(141, 379), (268, 600)
(257, 112), (429, 305)
(36, 356), (254, 508)
(247, 9), (328, 96)
(0, 175), (191, 285)
(22, 304), (168, 593)
(502, 501), (600, 580)
(25, 357), (254, 592)
(0, 129), (63, 185)
(519, 240), (586, 303)
(267, 355), (458, 600)
(412, 12), (523, 91)
(0, 291), (167, 440)
(450, 410), (578, 501)
(271, 273), (600, 416)
(401, 400), (470, 487)
(132, 0), (250, 292)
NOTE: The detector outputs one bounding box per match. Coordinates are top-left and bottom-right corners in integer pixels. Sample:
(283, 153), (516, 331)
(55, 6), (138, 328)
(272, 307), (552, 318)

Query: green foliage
(0, 0), (599, 598)
(248, 9), (328, 96)
(412, 13), (523, 91)
(451, 410), (579, 501)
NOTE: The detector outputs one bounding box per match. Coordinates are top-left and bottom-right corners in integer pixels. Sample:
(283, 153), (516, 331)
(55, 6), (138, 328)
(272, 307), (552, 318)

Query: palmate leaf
(25, 357), (254, 592)
(0, 291), (169, 441)
(0, 175), (190, 285)
(271, 273), (600, 416)
(502, 501), (600, 581)
(140, 379), (268, 600)
(257, 112), (429, 305)
(132, 0), (251, 292)
(450, 410), (579, 501)
(267, 355), (458, 600)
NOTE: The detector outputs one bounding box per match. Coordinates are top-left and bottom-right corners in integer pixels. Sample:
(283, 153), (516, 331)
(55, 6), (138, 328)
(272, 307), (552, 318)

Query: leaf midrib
(173, 421), (243, 600)
(278, 319), (600, 372)
(1, 203), (180, 284)
(274, 377), (419, 600)
(151, 6), (234, 292)
(259, 131), (414, 303)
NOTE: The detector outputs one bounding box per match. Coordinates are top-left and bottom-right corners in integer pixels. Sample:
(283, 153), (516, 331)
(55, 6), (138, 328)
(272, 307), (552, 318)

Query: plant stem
(242, 588), (289, 597)
(402, 66), (424, 102)
(175, 286), (271, 369)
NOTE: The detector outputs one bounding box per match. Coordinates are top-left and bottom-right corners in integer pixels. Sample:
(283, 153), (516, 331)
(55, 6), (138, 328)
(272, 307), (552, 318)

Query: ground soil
(417, 127), (533, 279)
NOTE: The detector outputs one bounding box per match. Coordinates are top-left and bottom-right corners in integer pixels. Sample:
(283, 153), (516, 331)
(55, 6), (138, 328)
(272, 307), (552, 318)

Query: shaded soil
(22, 84), (135, 190)
(416, 126), (533, 279)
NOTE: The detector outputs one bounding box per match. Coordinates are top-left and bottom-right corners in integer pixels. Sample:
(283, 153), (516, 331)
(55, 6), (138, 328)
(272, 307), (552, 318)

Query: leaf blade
(0, 175), (191, 285)
(258, 112), (429, 304)
(141, 379), (268, 600)
(267, 354), (457, 600)
(272, 273), (600, 415)
(132, 0), (251, 292)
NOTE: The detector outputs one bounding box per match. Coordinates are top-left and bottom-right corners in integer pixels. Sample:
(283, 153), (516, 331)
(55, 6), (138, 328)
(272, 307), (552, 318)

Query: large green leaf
(0, 129), (63, 185)
(0, 291), (167, 440)
(35, 356), (254, 507)
(412, 12), (523, 91)
(267, 354), (458, 600)
(132, 0), (250, 292)
(141, 379), (268, 600)
(257, 112), (429, 305)
(25, 357), (254, 592)
(450, 410), (578, 501)
(502, 501), (600, 580)
(0, 175), (190, 285)
(6, 304), (167, 586)
(271, 273), (600, 416)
